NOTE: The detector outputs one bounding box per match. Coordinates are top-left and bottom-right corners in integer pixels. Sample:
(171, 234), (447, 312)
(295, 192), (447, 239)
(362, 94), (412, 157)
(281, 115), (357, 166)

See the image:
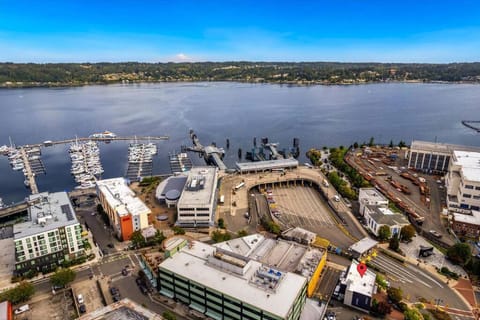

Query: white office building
(338, 260), (377, 312)
(358, 188), (389, 216)
(176, 167), (218, 227)
(14, 192), (83, 276)
(446, 151), (480, 213)
(364, 206), (409, 238)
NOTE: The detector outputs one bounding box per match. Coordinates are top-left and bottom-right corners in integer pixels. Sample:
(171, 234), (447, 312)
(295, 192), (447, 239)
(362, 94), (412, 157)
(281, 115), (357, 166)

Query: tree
(387, 286), (403, 304)
(237, 229), (248, 237)
(368, 136), (375, 147)
(130, 230), (146, 248)
(51, 268), (76, 288)
(211, 230), (231, 243)
(389, 236), (400, 251)
(217, 218), (225, 229)
(378, 225), (391, 241)
(172, 226), (185, 235)
(404, 308), (424, 320)
(447, 243), (471, 265)
(389, 140), (394, 148)
(401, 225), (416, 242)
(371, 299), (392, 316)
(0, 281), (35, 304)
(162, 311), (177, 320)
(353, 142), (359, 149)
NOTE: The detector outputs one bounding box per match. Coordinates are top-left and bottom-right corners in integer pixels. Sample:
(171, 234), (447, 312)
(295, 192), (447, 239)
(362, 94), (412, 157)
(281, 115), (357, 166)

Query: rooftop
(14, 192), (79, 240)
(368, 206), (409, 226)
(348, 237), (379, 256)
(215, 234), (325, 278)
(77, 298), (164, 320)
(282, 227), (316, 244)
(160, 241), (307, 318)
(155, 174), (188, 200)
(235, 159), (299, 172)
(177, 166), (217, 207)
(96, 178), (151, 217)
(411, 140), (480, 154)
(359, 188), (388, 202)
(453, 210), (480, 226)
(452, 150), (480, 182)
(343, 260), (376, 297)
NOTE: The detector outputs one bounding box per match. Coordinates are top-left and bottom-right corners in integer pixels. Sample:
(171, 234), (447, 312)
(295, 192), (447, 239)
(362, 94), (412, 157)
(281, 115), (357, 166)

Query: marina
(69, 139), (104, 189)
(125, 142), (157, 181)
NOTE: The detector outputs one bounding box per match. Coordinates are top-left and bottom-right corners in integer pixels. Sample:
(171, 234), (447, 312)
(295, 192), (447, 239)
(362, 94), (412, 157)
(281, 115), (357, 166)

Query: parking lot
(19, 289), (77, 320)
(71, 278), (104, 316)
(270, 186), (354, 248)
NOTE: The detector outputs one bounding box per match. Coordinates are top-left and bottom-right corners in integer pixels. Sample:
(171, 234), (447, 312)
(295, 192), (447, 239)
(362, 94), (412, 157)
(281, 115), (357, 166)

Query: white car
(14, 304), (29, 315)
(77, 294), (84, 304)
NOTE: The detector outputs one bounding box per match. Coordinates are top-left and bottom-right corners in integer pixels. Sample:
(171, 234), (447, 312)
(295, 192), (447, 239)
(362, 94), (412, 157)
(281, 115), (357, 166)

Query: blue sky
(1, 0), (480, 62)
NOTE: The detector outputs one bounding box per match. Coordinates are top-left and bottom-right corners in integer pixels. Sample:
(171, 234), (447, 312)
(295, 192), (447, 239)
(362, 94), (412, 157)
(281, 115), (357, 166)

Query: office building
(452, 210), (480, 237)
(13, 192), (83, 276)
(363, 205), (409, 238)
(158, 241), (307, 320)
(176, 167), (218, 227)
(358, 188), (388, 216)
(96, 178), (151, 241)
(445, 151), (480, 212)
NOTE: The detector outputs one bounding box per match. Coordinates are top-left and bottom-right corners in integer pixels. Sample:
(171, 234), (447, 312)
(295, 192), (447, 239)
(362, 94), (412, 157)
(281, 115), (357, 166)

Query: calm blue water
(0, 82), (479, 203)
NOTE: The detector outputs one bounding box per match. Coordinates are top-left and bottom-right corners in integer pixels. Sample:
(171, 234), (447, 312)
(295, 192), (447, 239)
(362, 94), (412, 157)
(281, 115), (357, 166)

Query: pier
(264, 143), (284, 160)
(185, 130), (228, 170)
(461, 120), (480, 133)
(38, 135), (169, 148)
(20, 147), (39, 194)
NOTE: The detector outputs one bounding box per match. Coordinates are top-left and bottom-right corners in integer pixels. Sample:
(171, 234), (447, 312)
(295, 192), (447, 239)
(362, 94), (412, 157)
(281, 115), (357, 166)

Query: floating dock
(19, 147), (39, 194)
(125, 142), (156, 181)
(169, 152), (193, 173)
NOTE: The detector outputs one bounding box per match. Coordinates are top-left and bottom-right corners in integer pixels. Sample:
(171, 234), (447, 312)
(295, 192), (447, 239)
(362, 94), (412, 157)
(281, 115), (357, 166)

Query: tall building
(176, 167), (218, 227)
(446, 151), (480, 212)
(13, 192), (83, 276)
(158, 241), (307, 320)
(96, 178), (151, 241)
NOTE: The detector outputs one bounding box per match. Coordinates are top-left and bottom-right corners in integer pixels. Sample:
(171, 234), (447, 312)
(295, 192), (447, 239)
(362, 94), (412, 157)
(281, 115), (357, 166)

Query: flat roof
(282, 227), (316, 243)
(78, 298), (163, 320)
(14, 192), (79, 240)
(215, 234), (325, 278)
(160, 241), (307, 318)
(453, 150), (480, 182)
(348, 237), (378, 255)
(344, 260), (376, 297)
(177, 167), (217, 207)
(96, 178), (151, 217)
(359, 188), (388, 202)
(411, 140), (480, 154)
(235, 159), (299, 172)
(453, 210), (480, 225)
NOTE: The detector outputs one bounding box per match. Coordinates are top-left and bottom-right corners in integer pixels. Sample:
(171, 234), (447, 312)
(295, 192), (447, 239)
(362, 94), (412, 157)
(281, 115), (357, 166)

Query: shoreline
(1, 79), (479, 89)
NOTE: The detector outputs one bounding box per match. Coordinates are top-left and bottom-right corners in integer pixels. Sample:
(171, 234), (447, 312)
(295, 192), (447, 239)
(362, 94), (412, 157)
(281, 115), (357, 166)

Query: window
(464, 194), (472, 199)
(465, 185), (474, 189)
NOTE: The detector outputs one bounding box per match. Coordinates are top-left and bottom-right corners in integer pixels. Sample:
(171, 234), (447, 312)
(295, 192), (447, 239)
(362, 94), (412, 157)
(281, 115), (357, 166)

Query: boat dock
(125, 142), (157, 181)
(19, 147), (39, 194)
(28, 135), (169, 149)
(185, 130), (228, 170)
(264, 143), (284, 160)
(169, 152), (193, 173)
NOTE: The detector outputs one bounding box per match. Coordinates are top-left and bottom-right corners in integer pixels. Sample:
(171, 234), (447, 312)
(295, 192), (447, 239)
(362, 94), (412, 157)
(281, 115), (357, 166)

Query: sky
(1, 0), (480, 63)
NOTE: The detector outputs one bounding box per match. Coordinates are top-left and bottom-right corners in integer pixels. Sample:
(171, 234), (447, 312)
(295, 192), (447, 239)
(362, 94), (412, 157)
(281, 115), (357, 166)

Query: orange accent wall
(120, 215), (133, 241)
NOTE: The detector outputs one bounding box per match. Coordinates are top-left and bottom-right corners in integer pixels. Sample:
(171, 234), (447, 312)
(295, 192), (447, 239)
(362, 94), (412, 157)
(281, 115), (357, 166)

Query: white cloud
(172, 53), (193, 62)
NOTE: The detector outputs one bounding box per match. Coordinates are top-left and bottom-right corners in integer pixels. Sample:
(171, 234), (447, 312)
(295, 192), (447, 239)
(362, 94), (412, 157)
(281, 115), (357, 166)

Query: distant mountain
(1, 62), (480, 87)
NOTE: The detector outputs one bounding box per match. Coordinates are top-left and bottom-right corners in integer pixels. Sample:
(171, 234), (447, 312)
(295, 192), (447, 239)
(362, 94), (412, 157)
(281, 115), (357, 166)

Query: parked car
(135, 278), (143, 286)
(79, 304), (86, 314)
(107, 243), (114, 249)
(14, 305), (29, 315)
(109, 287), (118, 295)
(77, 294), (84, 304)
(429, 230), (442, 238)
(121, 268), (128, 276)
